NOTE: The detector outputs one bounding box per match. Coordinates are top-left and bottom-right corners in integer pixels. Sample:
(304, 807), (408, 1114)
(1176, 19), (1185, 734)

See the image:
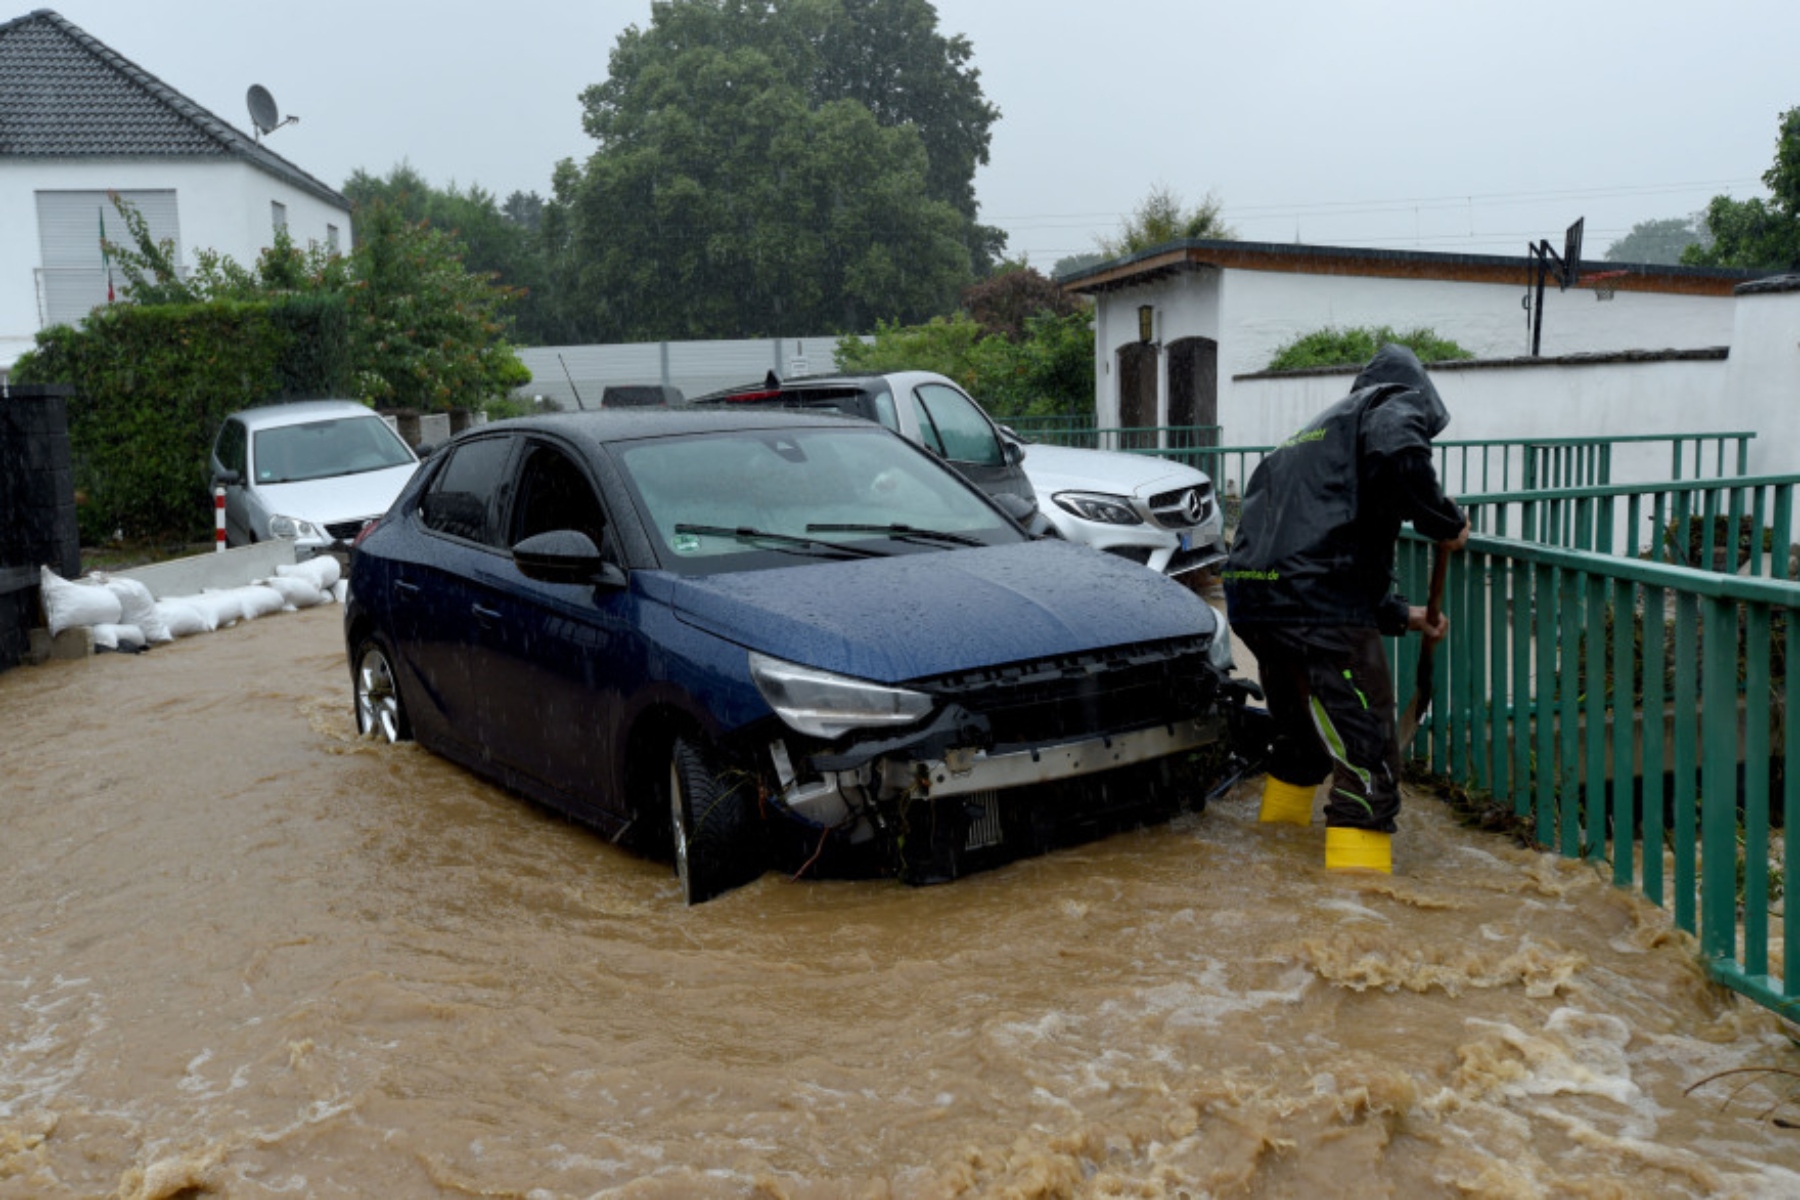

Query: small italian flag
(99, 206), (114, 303)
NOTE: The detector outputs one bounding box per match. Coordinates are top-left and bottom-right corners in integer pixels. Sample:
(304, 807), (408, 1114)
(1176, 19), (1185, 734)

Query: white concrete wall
(1722, 283), (1800, 477)
(1090, 263), (1739, 437)
(1, 157), (349, 351)
(1223, 355), (1769, 489)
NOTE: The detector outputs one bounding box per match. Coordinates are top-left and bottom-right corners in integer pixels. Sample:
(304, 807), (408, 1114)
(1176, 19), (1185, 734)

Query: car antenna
(764, 369), (781, 389)
(559, 354), (591, 411)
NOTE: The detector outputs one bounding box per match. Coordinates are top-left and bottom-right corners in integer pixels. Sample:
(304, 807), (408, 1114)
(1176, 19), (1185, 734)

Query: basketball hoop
(1583, 269), (1629, 301)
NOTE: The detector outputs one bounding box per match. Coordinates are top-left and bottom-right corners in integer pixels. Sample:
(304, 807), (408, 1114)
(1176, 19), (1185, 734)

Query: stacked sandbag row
(38, 556), (347, 653)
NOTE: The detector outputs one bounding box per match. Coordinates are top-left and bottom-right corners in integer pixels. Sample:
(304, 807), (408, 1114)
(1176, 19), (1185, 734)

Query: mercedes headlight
(749, 652), (934, 739)
(1053, 491), (1143, 526)
(269, 514), (324, 541)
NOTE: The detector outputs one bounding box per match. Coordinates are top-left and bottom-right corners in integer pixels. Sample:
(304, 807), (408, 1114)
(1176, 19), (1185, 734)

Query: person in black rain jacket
(1222, 344), (1469, 873)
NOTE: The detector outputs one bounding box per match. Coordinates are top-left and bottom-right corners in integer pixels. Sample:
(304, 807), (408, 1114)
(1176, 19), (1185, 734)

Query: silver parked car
(210, 400), (420, 558)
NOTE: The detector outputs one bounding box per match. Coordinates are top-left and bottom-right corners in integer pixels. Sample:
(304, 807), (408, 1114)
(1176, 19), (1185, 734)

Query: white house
(1059, 239), (1771, 448)
(0, 8), (351, 384)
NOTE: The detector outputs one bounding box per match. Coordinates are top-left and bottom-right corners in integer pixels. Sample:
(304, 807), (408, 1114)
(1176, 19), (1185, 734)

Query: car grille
(325, 518), (374, 541)
(910, 635), (1218, 749)
(1146, 483), (1214, 531)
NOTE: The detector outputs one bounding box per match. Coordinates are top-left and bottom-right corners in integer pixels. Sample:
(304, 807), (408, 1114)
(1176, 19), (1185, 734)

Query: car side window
(510, 442), (611, 553)
(215, 419), (247, 477)
(867, 384), (900, 432)
(418, 436), (514, 546)
(911, 383), (1004, 467)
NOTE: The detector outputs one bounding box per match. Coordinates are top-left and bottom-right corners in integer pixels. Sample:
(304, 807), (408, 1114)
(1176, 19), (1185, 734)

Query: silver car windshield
(253, 417), (415, 485)
(615, 426), (1022, 570)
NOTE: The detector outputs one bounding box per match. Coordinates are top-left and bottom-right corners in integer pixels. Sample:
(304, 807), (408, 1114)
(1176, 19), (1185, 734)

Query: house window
(326, 223), (339, 253)
(33, 189), (182, 327)
(271, 201), (287, 233)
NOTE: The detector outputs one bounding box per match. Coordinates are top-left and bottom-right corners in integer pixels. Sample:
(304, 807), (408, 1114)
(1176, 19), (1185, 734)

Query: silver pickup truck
(688, 370), (1228, 582)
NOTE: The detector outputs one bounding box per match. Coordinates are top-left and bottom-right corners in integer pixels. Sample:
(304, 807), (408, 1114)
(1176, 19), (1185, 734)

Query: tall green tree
(1096, 185), (1235, 259)
(563, 0), (996, 338)
(344, 164), (574, 345)
(1684, 106), (1800, 271)
(1604, 216), (1705, 265)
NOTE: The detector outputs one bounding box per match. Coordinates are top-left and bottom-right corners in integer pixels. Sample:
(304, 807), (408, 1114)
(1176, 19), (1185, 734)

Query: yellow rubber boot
(1325, 827), (1392, 874)
(1258, 777), (1316, 825)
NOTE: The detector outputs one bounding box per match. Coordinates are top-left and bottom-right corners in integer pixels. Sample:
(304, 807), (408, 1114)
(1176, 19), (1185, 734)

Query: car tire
(668, 735), (763, 905)
(353, 636), (412, 743)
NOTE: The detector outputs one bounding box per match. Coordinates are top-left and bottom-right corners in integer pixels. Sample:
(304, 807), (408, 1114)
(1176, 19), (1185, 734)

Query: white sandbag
(102, 575), (173, 644)
(276, 555), (341, 591)
(39, 566), (122, 636)
(261, 574), (325, 609)
(331, 580), (347, 605)
(155, 597), (212, 637)
(192, 590), (246, 628)
(224, 584), (287, 620)
(91, 623), (145, 650)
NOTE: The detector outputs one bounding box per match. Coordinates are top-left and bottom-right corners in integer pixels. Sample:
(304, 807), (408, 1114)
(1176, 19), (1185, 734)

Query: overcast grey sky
(44, 0), (1800, 265)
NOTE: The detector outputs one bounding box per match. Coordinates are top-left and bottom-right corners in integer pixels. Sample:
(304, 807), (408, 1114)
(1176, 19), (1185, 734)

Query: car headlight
(1053, 491), (1143, 526)
(749, 651), (934, 739)
(1207, 609), (1236, 674)
(268, 514), (324, 541)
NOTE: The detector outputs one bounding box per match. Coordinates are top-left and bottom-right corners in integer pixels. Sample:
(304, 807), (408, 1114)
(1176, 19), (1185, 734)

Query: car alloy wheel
(354, 638), (411, 743)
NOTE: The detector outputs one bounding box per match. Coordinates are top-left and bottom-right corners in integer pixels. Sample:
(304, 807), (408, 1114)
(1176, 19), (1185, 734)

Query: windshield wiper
(807, 522), (986, 548)
(673, 523), (889, 559)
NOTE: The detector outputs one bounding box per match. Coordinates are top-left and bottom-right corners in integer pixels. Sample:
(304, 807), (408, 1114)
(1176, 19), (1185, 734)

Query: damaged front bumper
(764, 703), (1227, 843)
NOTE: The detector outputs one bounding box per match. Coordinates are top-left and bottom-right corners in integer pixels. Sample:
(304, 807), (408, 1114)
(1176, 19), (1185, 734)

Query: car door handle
(394, 579), (421, 596)
(472, 603), (501, 625)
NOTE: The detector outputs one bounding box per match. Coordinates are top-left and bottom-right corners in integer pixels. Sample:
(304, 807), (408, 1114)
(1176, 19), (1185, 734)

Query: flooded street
(4, 605), (1800, 1198)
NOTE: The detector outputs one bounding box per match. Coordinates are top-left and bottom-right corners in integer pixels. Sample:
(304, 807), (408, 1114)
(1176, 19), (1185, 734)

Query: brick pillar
(1, 385), (80, 672)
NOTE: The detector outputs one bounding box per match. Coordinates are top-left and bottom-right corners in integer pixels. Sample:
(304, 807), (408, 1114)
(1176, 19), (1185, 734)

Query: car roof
(467, 406), (872, 448)
(228, 399), (385, 430)
(689, 369), (957, 404)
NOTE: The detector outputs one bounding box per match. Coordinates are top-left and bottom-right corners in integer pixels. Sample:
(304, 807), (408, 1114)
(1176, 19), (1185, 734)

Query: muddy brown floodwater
(4, 605), (1800, 1198)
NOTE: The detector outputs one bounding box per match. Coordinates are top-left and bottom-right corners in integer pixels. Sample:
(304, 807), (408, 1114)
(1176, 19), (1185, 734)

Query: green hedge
(13, 295), (352, 544)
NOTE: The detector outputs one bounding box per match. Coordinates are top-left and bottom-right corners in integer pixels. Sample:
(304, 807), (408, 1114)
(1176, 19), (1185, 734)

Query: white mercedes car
(1019, 440), (1226, 580)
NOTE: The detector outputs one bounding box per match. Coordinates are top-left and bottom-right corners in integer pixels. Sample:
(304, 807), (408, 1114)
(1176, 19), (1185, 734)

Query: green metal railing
(1081, 431), (1756, 503)
(1458, 475), (1800, 580)
(1394, 532), (1800, 1014)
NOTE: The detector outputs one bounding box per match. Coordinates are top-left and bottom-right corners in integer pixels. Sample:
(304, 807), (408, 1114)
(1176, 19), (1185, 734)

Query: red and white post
(214, 485), (226, 553)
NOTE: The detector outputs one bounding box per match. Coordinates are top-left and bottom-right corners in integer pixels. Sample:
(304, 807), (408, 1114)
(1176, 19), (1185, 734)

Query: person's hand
(1408, 605), (1449, 645)
(1441, 514), (1471, 553)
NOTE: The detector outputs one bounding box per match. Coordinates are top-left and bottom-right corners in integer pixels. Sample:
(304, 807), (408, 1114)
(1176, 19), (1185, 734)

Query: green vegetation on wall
(12, 296), (350, 544)
(1264, 325), (1473, 372)
(835, 308), (1094, 419)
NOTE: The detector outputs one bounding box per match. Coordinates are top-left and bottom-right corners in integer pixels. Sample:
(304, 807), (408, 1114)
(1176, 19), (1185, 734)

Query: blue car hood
(667, 540), (1217, 683)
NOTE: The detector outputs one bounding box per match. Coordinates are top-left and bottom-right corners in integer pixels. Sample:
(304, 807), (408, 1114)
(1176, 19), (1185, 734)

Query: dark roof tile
(0, 8), (347, 209)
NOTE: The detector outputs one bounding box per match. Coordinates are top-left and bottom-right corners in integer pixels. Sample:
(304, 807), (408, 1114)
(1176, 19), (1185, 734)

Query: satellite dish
(246, 85), (280, 138)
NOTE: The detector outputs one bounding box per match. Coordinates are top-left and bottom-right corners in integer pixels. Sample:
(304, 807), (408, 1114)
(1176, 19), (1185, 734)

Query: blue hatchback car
(344, 409), (1241, 903)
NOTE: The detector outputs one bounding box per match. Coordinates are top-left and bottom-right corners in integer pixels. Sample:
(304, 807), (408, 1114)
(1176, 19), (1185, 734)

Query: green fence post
(1584, 571), (1609, 861)
(1700, 597), (1740, 964)
(1612, 577), (1637, 887)
(1643, 585), (1668, 908)
(1673, 593), (1700, 934)
(1743, 608), (1772, 978)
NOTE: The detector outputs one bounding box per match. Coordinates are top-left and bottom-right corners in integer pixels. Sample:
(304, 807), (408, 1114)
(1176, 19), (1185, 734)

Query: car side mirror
(213, 468), (242, 487)
(513, 529), (627, 589)
(415, 442), (439, 459)
(1003, 440), (1026, 466)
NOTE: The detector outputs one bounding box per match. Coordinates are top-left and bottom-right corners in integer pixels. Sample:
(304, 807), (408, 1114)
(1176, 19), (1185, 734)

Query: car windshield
(613, 425), (1024, 574)
(253, 416), (415, 485)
